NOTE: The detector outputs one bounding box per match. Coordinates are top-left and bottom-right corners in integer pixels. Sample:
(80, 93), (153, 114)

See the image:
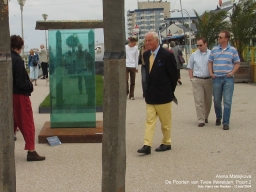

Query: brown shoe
(198, 123), (205, 127)
(27, 151), (46, 161)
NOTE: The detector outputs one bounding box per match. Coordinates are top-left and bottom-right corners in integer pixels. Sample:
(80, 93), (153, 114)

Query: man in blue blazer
(137, 31), (178, 154)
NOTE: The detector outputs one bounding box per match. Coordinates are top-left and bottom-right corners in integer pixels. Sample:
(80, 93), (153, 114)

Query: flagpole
(179, 0), (188, 63)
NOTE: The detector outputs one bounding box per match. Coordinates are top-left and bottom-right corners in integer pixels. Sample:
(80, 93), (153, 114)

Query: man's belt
(194, 76), (211, 79)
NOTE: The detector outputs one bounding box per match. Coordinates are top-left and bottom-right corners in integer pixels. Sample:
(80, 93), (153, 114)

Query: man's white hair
(145, 31), (159, 41)
(162, 44), (169, 49)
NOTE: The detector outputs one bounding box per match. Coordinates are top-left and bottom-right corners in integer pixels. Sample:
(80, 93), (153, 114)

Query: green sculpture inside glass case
(48, 29), (96, 128)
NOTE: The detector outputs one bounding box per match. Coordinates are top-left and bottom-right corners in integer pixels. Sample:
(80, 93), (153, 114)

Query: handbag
(178, 49), (185, 64)
(178, 55), (185, 64)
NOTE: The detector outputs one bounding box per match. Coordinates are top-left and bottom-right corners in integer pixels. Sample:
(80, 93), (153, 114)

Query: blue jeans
(141, 65), (147, 96)
(212, 76), (234, 125)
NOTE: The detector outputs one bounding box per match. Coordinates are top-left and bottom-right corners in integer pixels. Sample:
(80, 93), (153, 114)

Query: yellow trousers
(144, 102), (172, 146)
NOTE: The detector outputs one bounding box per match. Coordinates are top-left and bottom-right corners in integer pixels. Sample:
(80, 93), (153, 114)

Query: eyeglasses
(196, 44), (203, 47)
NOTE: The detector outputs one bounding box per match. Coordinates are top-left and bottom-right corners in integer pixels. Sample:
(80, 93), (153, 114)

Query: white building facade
(127, 0), (171, 41)
(127, 8), (165, 41)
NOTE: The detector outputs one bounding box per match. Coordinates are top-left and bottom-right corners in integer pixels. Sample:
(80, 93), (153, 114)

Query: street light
(160, 21), (169, 39)
(170, 9), (192, 55)
(17, 0), (26, 58)
(42, 14), (48, 49)
(158, 26), (163, 45)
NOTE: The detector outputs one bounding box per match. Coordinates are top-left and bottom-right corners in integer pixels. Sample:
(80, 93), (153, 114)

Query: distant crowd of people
(27, 44), (49, 86)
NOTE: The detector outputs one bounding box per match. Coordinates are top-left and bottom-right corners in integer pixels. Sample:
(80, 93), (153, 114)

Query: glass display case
(48, 29), (96, 128)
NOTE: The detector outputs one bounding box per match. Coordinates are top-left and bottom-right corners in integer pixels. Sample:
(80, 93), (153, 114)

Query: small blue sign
(46, 136), (62, 147)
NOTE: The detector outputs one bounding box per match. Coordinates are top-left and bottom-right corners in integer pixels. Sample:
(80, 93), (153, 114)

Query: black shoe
(205, 119), (208, 123)
(198, 123), (205, 127)
(223, 124), (229, 130)
(178, 80), (182, 85)
(155, 144), (171, 152)
(216, 119), (221, 126)
(41, 77), (45, 79)
(137, 145), (151, 154)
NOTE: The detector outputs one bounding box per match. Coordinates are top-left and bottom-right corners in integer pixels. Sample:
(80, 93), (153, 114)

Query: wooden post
(0, 1), (16, 191)
(102, 0), (126, 191)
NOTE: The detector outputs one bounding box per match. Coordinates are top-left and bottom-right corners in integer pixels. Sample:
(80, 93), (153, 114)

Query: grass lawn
(40, 75), (103, 107)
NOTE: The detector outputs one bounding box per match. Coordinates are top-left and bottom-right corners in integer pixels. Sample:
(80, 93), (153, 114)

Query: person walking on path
(137, 31), (177, 155)
(208, 30), (240, 130)
(126, 36), (139, 100)
(35, 44), (48, 79)
(170, 41), (183, 85)
(187, 37), (212, 127)
(138, 42), (148, 97)
(28, 49), (39, 86)
(11, 35), (46, 161)
(162, 43), (174, 54)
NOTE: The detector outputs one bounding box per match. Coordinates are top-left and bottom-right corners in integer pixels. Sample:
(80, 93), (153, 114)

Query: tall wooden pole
(102, 0), (126, 191)
(0, 0), (16, 191)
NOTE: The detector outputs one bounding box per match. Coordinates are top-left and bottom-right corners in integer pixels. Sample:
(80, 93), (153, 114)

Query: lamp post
(170, 9), (192, 55)
(42, 14), (48, 49)
(163, 21), (168, 39)
(17, 0), (26, 58)
(158, 26), (163, 45)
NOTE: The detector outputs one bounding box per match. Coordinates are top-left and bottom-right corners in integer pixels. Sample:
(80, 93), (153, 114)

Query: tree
(229, 0), (256, 62)
(194, 10), (228, 48)
(66, 34), (80, 52)
(0, 0), (16, 191)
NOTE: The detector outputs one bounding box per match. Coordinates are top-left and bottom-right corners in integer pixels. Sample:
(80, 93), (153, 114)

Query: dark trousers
(13, 94), (35, 150)
(126, 67), (136, 98)
(141, 65), (147, 97)
(41, 62), (48, 78)
(177, 69), (181, 79)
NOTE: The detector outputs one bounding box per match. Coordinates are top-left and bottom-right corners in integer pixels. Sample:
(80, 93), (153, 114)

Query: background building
(127, 0), (171, 41)
(138, 0), (171, 18)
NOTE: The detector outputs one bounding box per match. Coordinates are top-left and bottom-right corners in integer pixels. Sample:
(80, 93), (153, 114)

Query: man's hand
(210, 74), (216, 79)
(136, 69), (138, 73)
(226, 72), (234, 77)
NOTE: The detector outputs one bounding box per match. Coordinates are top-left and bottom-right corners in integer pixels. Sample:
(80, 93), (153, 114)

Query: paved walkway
(15, 69), (256, 192)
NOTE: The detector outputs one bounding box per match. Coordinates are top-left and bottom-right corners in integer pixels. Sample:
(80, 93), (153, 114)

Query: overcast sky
(9, 0), (227, 50)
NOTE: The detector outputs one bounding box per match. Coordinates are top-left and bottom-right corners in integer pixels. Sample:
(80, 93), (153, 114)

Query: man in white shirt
(126, 36), (138, 100)
(187, 37), (212, 127)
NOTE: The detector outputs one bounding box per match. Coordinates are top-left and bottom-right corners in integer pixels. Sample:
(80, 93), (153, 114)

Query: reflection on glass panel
(48, 29), (96, 128)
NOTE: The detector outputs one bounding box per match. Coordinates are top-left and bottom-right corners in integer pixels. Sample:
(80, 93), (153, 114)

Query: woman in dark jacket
(11, 35), (45, 161)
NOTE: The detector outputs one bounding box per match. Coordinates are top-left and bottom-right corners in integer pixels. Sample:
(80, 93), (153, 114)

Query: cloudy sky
(9, 0), (225, 50)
